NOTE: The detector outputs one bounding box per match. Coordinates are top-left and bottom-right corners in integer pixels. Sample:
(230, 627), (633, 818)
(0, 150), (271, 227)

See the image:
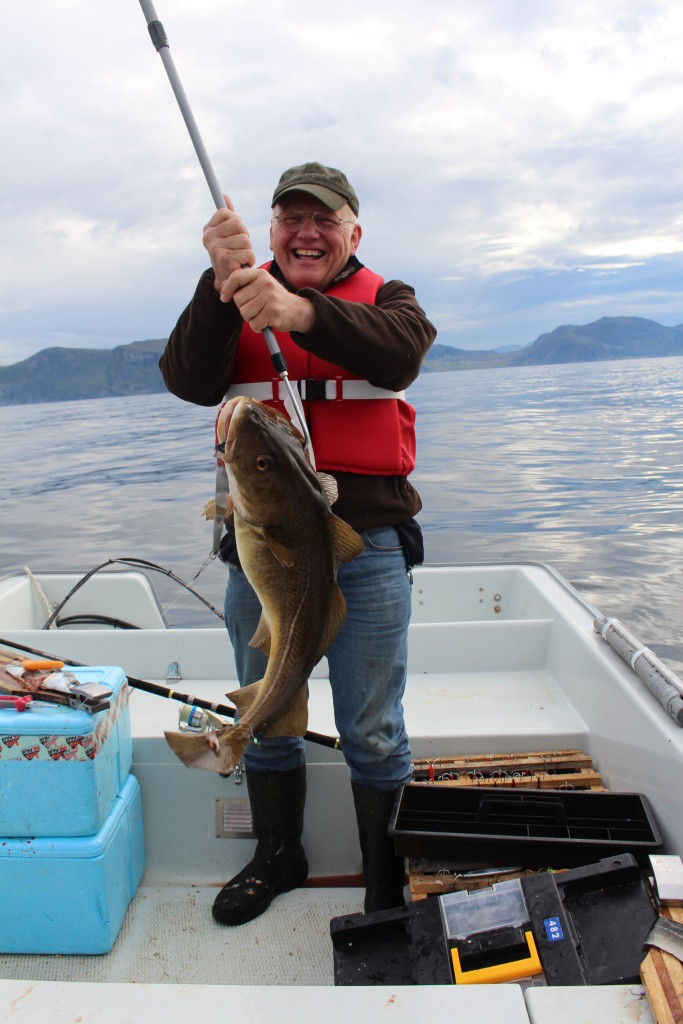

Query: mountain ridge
(1, 316), (682, 405)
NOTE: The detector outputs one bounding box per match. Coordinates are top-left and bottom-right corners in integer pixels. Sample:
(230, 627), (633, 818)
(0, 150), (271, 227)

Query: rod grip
(263, 327), (288, 373)
(147, 19), (169, 50)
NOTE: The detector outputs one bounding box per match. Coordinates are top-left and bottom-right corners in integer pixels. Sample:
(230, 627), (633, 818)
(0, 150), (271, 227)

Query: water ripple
(1, 357), (682, 658)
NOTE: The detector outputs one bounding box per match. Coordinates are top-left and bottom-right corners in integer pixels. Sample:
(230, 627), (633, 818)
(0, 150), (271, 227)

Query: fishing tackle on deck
(0, 635), (341, 750)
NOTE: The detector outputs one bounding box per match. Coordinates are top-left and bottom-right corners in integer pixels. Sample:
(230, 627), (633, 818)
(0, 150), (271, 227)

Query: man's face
(270, 193), (362, 292)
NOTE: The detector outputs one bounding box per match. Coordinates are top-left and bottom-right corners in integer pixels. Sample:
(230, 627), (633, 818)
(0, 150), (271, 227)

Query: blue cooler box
(0, 772), (145, 954)
(0, 665), (132, 836)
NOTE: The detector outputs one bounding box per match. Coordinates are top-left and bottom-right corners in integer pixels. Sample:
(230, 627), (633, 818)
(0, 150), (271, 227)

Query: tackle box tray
(389, 785), (662, 865)
(0, 665), (131, 836)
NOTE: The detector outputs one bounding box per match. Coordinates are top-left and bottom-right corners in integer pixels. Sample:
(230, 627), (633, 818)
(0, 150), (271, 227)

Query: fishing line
(189, 552), (218, 585)
(41, 557), (224, 630)
(152, 552), (220, 621)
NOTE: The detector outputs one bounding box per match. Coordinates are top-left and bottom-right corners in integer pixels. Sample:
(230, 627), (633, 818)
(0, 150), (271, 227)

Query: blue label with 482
(544, 916), (564, 942)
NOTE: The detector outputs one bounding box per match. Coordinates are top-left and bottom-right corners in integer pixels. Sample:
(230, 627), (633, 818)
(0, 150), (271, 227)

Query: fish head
(216, 397), (323, 524)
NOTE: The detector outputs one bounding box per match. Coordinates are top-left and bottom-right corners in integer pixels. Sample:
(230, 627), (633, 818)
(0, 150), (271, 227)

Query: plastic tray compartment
(389, 786), (662, 865)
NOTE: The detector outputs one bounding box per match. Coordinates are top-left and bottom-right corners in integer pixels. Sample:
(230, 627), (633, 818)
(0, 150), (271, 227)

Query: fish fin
(225, 681), (308, 739)
(202, 495), (234, 523)
(226, 680), (265, 718)
(316, 582), (347, 659)
(317, 471), (339, 506)
(248, 611), (271, 655)
(259, 684), (309, 738)
(164, 724), (248, 776)
(262, 527), (296, 568)
(330, 514), (365, 568)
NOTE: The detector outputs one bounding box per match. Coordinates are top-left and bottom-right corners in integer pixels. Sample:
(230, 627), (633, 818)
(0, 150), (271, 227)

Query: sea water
(1, 356), (682, 669)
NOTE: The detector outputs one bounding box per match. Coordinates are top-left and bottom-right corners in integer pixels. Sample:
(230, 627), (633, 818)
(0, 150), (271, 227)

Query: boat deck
(0, 892), (656, 1024)
(0, 886), (363, 987)
(0, 938), (656, 1024)
(0, 978), (537, 1024)
(0, 563), (680, 1022)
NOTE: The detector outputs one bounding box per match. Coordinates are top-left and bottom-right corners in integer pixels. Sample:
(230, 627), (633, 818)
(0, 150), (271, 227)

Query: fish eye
(255, 455), (272, 472)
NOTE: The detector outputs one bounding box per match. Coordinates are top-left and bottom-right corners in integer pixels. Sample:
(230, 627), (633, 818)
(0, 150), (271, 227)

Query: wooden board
(0, 652), (71, 706)
(410, 769), (605, 791)
(411, 749), (604, 790)
(408, 863), (539, 901)
(412, 749), (594, 778)
(640, 906), (683, 1024)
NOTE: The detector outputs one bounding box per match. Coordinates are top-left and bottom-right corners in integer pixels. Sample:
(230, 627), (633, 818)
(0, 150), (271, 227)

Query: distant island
(1, 316), (682, 406)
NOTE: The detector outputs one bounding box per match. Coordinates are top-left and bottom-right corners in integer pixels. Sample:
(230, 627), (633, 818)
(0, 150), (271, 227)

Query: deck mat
(0, 885), (364, 986)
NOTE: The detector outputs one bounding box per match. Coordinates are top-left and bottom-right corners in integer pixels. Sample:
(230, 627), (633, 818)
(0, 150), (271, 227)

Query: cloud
(2, 0), (683, 363)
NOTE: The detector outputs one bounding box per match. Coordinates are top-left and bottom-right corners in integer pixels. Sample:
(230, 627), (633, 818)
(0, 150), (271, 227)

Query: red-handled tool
(0, 694), (33, 712)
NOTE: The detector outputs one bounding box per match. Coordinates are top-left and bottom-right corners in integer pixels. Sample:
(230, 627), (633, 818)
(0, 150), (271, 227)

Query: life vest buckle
(298, 379), (327, 401)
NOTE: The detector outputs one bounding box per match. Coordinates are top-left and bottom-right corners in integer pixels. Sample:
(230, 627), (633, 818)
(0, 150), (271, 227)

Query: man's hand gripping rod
(138, 0), (313, 462)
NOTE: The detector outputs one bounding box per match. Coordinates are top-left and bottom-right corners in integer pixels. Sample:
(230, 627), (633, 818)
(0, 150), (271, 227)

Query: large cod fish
(165, 396), (364, 775)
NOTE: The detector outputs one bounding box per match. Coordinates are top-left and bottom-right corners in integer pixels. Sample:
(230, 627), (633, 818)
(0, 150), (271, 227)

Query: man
(160, 162), (436, 926)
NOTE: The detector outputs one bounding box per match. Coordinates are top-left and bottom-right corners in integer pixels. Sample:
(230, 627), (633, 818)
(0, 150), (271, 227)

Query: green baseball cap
(271, 162), (359, 216)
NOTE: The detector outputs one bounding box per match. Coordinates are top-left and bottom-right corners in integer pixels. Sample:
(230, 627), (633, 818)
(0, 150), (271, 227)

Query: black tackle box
(389, 785), (662, 866)
(331, 854), (657, 987)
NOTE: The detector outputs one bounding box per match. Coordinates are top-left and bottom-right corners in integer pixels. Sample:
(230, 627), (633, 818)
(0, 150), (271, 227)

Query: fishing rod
(41, 557), (224, 630)
(0, 636), (341, 751)
(137, 0), (313, 463)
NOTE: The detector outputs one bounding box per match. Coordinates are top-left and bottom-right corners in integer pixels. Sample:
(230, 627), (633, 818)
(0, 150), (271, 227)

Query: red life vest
(228, 264), (417, 476)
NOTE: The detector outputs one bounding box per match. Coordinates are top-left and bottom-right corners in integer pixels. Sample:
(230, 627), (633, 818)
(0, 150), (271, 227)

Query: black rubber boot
(212, 765), (308, 926)
(351, 781), (406, 913)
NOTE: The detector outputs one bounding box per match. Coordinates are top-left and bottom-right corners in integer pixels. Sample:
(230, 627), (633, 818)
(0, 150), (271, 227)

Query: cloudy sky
(2, 0), (683, 365)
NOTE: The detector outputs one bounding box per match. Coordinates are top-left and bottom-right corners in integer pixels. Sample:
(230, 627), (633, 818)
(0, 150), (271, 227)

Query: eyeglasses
(273, 211), (356, 233)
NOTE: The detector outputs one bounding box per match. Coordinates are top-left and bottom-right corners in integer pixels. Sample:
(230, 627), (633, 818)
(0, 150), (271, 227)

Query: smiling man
(221, 172), (362, 322)
(160, 162), (436, 927)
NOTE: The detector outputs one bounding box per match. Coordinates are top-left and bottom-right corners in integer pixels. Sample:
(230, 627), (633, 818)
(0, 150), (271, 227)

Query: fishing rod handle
(262, 329), (282, 366)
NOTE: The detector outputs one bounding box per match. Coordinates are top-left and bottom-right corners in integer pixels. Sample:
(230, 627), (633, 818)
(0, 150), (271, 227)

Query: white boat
(0, 561), (681, 1023)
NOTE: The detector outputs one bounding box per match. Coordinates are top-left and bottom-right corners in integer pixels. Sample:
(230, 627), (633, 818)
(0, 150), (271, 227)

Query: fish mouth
(216, 396), (282, 465)
(216, 396), (248, 462)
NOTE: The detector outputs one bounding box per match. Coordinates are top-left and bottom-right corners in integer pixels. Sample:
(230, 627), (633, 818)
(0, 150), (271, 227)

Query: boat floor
(0, 883), (657, 1024)
(0, 884), (364, 986)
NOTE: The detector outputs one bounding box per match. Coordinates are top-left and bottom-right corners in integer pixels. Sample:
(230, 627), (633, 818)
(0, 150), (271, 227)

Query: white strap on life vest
(224, 379), (406, 403)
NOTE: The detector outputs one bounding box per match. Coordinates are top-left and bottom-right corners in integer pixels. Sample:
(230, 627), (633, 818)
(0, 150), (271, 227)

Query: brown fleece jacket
(160, 259), (436, 531)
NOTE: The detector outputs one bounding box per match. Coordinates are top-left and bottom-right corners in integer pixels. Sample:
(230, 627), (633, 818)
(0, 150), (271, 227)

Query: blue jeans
(224, 525), (413, 789)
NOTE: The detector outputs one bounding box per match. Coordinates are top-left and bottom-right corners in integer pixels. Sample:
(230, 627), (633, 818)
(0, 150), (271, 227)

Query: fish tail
(164, 723), (250, 776)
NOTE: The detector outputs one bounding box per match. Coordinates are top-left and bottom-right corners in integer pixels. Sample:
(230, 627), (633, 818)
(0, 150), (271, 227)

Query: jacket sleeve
(160, 270), (436, 404)
(159, 269), (244, 406)
(293, 280), (436, 391)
